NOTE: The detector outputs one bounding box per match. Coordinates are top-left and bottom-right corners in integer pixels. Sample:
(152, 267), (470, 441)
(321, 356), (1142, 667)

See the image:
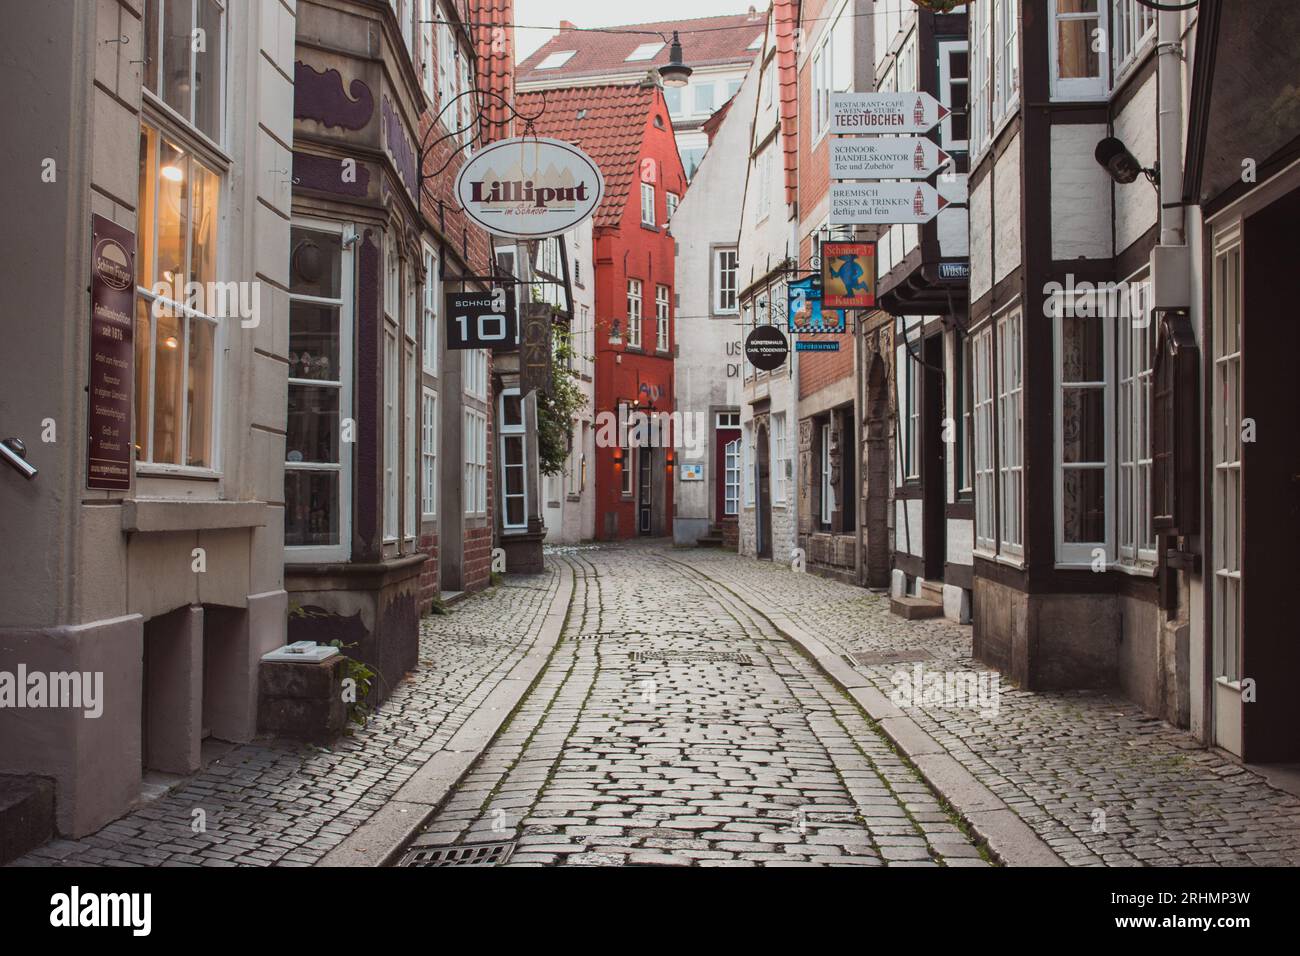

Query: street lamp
(658, 32), (692, 88)
(1095, 135), (1159, 186)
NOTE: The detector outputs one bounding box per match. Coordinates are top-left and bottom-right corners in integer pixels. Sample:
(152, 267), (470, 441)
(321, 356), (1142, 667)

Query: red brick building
(518, 79), (686, 539)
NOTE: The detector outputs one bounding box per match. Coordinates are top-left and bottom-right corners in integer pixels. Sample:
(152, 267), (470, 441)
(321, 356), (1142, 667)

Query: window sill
(136, 464), (221, 481)
(974, 548), (1025, 571)
(641, 223), (660, 233)
(122, 498), (267, 533)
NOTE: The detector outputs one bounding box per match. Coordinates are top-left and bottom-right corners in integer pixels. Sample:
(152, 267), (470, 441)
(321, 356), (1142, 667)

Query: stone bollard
(257, 652), (347, 745)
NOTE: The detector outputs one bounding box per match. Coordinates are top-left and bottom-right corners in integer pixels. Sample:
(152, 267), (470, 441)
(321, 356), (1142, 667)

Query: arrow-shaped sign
(830, 137), (952, 180)
(830, 92), (950, 135)
(829, 182), (952, 225)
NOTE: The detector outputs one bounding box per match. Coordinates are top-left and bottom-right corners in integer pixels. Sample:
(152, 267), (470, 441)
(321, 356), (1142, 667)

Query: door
(757, 424), (772, 559)
(638, 446), (653, 534)
(716, 427), (741, 520)
(922, 332), (946, 581)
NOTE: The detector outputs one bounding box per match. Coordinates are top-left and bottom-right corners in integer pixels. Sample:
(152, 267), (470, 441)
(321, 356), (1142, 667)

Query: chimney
(748, 5), (758, 19)
(559, 20), (576, 30)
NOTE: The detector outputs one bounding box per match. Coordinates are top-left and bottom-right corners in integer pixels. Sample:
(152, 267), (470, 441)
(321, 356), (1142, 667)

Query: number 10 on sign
(445, 287), (518, 350)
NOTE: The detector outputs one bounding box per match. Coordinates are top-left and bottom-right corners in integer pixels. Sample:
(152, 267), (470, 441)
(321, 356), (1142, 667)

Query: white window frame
(1116, 274), (1157, 569)
(141, 0), (228, 147)
(743, 425), (756, 508)
(403, 259), (418, 544)
(820, 422), (833, 526)
(938, 39), (970, 153)
(969, 0), (992, 156)
(627, 279), (643, 348)
(464, 347), (487, 400)
(284, 218), (354, 563)
(656, 284), (670, 352)
(641, 181), (656, 227)
(756, 143), (773, 223)
(464, 407), (487, 516)
(421, 387), (438, 519)
(993, 0), (1020, 120)
(1111, 0), (1157, 83)
(972, 324), (997, 553)
(772, 412), (788, 504)
(1211, 223), (1242, 683)
(666, 192), (680, 223)
(996, 304), (1024, 558)
(422, 244), (439, 374)
(713, 247), (738, 314)
(499, 388), (528, 530)
(1050, 0), (1108, 101)
(724, 438), (741, 516)
(419, 0), (436, 102)
(904, 349), (922, 482)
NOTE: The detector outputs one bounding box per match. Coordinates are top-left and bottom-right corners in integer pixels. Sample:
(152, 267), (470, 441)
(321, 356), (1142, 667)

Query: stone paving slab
(11, 565), (567, 868)
(672, 547), (1300, 867)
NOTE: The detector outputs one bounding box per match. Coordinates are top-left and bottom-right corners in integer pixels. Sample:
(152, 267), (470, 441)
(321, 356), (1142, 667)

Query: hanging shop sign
(830, 92), (950, 135)
(445, 286), (518, 350)
(829, 182), (950, 225)
(821, 241), (877, 309)
(830, 137), (951, 180)
(520, 301), (554, 396)
(744, 325), (789, 371)
(87, 214), (136, 490)
(455, 136), (605, 240)
(796, 340), (840, 352)
(787, 276), (845, 334)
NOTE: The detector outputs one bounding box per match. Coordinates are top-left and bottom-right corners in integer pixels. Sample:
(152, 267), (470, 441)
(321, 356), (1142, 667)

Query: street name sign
(829, 182), (950, 225)
(830, 92), (950, 135)
(830, 137), (951, 180)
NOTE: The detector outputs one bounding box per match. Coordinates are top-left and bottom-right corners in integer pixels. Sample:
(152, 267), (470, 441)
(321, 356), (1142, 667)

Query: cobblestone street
(13, 543), (1300, 869)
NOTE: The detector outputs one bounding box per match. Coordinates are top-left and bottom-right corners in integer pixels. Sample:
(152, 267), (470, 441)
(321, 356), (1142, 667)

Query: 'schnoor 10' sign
(455, 136), (606, 239)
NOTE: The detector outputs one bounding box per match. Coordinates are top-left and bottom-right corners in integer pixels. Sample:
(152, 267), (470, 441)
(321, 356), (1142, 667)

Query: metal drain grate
(567, 631), (642, 642)
(399, 840), (515, 867)
(630, 650), (753, 665)
(848, 648), (935, 667)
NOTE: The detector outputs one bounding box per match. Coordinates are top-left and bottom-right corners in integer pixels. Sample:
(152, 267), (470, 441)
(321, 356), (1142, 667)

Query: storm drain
(567, 631), (642, 642)
(846, 648), (935, 667)
(399, 840), (515, 867)
(630, 650), (754, 665)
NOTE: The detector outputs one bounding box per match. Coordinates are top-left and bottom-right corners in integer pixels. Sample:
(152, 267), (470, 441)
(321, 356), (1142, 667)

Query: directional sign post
(830, 92), (950, 135)
(830, 137), (951, 180)
(829, 182), (950, 225)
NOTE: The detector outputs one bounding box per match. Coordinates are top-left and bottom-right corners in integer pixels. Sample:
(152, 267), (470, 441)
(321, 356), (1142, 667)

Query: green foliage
(537, 325), (588, 476)
(328, 639), (377, 730)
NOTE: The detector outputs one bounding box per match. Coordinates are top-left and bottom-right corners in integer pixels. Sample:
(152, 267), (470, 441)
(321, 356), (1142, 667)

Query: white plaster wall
(1050, 123), (1114, 260)
(969, 173), (993, 301)
(993, 136), (1022, 283)
(1114, 73), (1160, 254)
(895, 499), (923, 556)
(946, 517), (973, 565)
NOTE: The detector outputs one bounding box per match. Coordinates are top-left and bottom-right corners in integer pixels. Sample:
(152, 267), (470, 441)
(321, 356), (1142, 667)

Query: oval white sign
(455, 136), (605, 240)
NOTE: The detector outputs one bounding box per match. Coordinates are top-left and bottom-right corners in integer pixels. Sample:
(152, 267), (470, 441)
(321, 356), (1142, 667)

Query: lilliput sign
(455, 136), (605, 239)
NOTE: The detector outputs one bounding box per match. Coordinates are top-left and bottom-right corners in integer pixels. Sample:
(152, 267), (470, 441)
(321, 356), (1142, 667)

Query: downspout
(1157, 9), (1186, 246)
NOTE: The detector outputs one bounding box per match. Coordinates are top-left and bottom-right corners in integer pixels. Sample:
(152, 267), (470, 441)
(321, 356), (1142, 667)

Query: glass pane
(289, 303), (341, 380)
(284, 470), (340, 547)
(186, 318), (215, 467)
(162, 0), (194, 120)
(137, 126), (158, 286)
(287, 384), (340, 464)
(290, 228), (343, 298)
(502, 393), (523, 428)
(1062, 386), (1105, 463)
(134, 298), (153, 461)
(194, 0), (222, 139)
(506, 465), (524, 497)
(144, 0), (160, 93)
(1062, 315), (1103, 381)
(1058, 20), (1100, 79)
(1063, 468), (1105, 542)
(506, 495), (524, 527)
(151, 306), (185, 464)
(1059, 0), (1098, 12)
(189, 157), (218, 287)
(155, 138), (189, 301)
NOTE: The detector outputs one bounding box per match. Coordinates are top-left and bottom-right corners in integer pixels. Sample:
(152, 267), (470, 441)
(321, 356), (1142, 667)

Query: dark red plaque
(86, 214), (135, 490)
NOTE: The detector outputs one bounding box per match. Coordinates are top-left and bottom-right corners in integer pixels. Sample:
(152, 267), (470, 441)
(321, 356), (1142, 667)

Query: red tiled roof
(774, 0), (799, 204)
(515, 84), (658, 228)
(470, 0), (516, 143)
(517, 12), (764, 85)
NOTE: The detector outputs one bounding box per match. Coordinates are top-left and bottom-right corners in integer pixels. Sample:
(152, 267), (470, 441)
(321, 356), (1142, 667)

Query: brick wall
(417, 531), (439, 613)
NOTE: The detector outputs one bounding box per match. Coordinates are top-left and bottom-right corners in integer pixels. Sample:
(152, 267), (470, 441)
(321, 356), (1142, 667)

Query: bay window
(1051, 0), (1105, 99)
(996, 306), (1024, 556)
(285, 222), (353, 561)
(499, 389), (528, 530)
(971, 325), (996, 552)
(383, 239), (400, 544)
(135, 121), (222, 471)
(142, 0), (225, 143)
(1057, 306), (1111, 563)
(1111, 0), (1157, 80)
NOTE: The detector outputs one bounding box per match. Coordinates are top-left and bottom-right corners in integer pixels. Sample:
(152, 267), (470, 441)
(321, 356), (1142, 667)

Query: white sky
(513, 0), (761, 63)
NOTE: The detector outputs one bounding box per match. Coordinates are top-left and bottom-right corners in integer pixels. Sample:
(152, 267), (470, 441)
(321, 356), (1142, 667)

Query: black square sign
(445, 286), (518, 350)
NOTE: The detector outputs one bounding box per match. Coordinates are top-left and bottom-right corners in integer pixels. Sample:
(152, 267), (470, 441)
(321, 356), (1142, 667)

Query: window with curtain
(1052, 0), (1106, 99)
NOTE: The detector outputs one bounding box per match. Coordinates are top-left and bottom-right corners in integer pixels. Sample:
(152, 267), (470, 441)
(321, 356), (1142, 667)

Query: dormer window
(626, 41), (665, 62)
(536, 50), (577, 70)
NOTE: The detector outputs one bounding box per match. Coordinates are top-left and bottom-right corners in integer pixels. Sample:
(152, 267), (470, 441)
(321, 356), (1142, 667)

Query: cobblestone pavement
(670, 547), (1300, 867)
(406, 546), (989, 867)
(12, 569), (560, 867)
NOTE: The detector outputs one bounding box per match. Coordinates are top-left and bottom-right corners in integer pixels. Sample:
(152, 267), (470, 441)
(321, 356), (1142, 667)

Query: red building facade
(519, 80), (686, 539)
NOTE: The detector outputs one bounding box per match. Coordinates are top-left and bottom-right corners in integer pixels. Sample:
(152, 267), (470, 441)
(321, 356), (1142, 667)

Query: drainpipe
(1157, 9), (1186, 247)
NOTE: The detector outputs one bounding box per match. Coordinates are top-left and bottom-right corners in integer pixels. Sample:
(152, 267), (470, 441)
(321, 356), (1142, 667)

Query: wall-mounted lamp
(1095, 136), (1159, 186)
(612, 447), (624, 469)
(665, 449), (674, 472)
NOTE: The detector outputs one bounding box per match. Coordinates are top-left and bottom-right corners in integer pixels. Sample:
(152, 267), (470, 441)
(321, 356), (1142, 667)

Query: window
(972, 326), (996, 552)
(403, 260), (418, 542)
(464, 348), (487, 400)
(1211, 229), (1242, 682)
(744, 425), (756, 507)
(756, 143), (773, 222)
(464, 408), (487, 516)
(422, 246), (439, 374)
(996, 307), (1024, 555)
(1051, 0), (1106, 100)
(939, 42), (970, 152)
(437, 14), (455, 115)
(994, 0), (1019, 119)
(664, 85), (683, 116)
(422, 388), (437, 518)
(693, 82), (715, 116)
(957, 337), (974, 497)
(903, 348), (922, 481)
(397, 0), (413, 51)
(567, 422), (585, 495)
(285, 222), (352, 561)
(420, 0), (436, 101)
(641, 181), (656, 227)
(457, 52), (474, 147)
(713, 247), (738, 314)
(135, 122), (222, 471)
(726, 77), (743, 100)
(142, 0), (225, 143)
(627, 279), (643, 348)
(681, 147), (706, 179)
(620, 421), (635, 495)
(383, 249), (399, 544)
(1111, 0), (1156, 79)
(748, 33), (764, 51)
(1117, 285), (1156, 565)
(969, 0), (992, 153)
(724, 438), (740, 515)
(626, 41), (664, 62)
(764, 58), (776, 108)
(666, 192), (680, 223)
(820, 422), (833, 526)
(499, 389), (527, 529)
(772, 413), (788, 504)
(656, 285), (670, 352)
(811, 45), (830, 142)
(970, 0), (1018, 155)
(811, 3), (853, 143)
(1056, 300), (1110, 563)
(535, 50), (576, 70)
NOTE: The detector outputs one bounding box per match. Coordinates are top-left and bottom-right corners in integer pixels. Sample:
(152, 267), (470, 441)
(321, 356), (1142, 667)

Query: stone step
(0, 775), (54, 866)
(890, 595), (944, 620)
(919, 579), (944, 600)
